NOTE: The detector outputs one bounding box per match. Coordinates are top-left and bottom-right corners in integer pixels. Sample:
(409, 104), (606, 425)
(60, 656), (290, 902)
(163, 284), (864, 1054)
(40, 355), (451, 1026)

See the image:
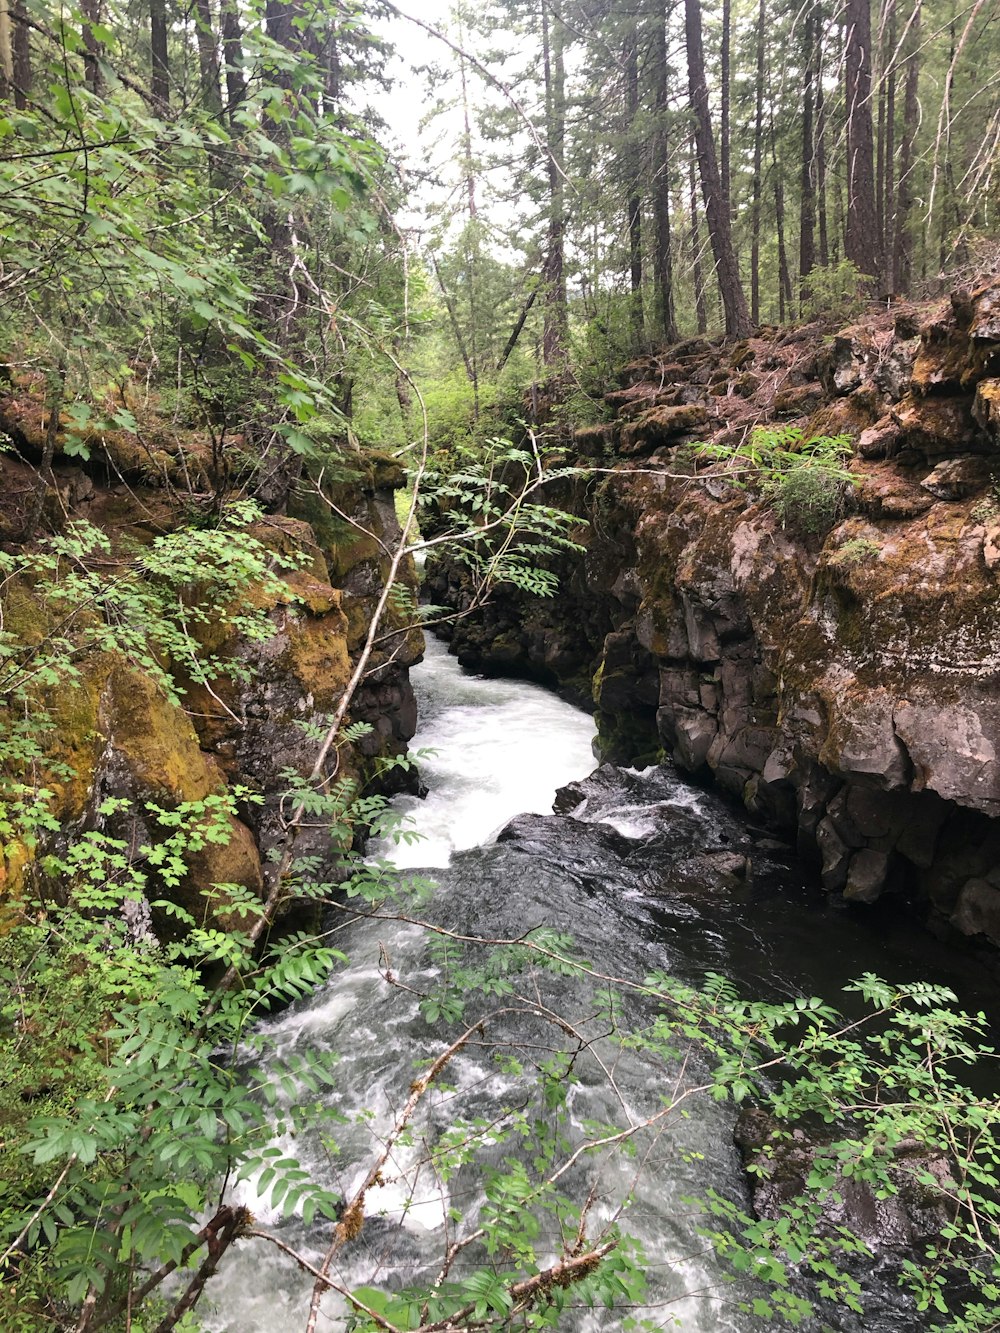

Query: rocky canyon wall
(427, 279), (1000, 954)
(0, 386), (421, 933)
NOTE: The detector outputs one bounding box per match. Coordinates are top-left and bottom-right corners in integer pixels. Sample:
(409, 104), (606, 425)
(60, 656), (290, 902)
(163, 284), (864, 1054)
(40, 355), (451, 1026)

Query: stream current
(205, 637), (989, 1332)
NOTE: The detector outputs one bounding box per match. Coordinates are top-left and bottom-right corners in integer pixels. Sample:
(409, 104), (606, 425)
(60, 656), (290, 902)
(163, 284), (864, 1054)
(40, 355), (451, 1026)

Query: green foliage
(0, 0), (411, 503)
(417, 436), (586, 597)
(698, 425), (860, 535)
(801, 261), (870, 323)
(0, 501), (297, 703)
(831, 536), (881, 566)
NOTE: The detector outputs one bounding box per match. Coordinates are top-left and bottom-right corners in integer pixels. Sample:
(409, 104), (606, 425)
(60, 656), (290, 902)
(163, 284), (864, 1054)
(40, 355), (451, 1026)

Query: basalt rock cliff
(0, 380), (422, 934)
(427, 279), (1000, 953)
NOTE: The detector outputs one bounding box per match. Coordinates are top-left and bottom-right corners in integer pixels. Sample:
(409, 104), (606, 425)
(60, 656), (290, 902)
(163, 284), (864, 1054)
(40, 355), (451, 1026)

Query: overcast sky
(372, 3), (465, 232)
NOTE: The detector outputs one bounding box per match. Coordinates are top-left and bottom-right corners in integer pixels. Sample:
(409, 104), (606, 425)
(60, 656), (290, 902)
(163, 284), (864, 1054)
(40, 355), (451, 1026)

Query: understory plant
(698, 425), (860, 535)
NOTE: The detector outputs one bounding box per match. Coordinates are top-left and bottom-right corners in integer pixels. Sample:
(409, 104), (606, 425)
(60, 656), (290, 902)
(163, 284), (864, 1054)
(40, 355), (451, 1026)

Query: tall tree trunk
(844, 0), (881, 284)
(816, 3), (830, 266)
(430, 252), (477, 400)
(0, 0), (12, 102)
(652, 6), (678, 343)
(10, 0), (27, 106)
(774, 178), (793, 320)
(883, 0), (897, 290)
(750, 0), (765, 324)
(892, 0), (920, 293)
(221, 0), (246, 116)
(624, 21), (644, 348)
(688, 144), (707, 335)
(261, 0), (298, 320)
(541, 1), (568, 367)
(496, 283), (539, 374)
(875, 4), (886, 254)
(770, 102), (793, 318)
(458, 32), (477, 222)
(683, 0), (751, 337)
(721, 0), (732, 217)
(194, 0), (222, 114)
(151, 0), (169, 107)
(0, 0), (27, 107)
(81, 0), (103, 94)
(457, 10), (480, 410)
(799, 4), (817, 305)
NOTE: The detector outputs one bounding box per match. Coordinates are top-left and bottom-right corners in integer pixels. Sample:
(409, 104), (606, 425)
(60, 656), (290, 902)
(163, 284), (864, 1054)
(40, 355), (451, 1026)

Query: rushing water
(204, 638), (990, 1332)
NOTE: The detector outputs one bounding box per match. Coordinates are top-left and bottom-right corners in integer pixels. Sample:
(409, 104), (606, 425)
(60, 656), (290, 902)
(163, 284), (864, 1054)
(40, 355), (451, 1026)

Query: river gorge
(203, 637), (993, 1332)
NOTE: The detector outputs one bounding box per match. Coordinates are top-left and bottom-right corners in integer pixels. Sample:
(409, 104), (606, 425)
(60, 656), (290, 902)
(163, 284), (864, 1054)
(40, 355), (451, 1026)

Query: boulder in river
(734, 1106), (955, 1255)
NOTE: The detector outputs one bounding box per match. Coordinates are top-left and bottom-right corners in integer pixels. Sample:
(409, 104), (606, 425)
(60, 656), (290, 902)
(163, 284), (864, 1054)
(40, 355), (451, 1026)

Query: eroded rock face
(0, 449), (422, 935)
(430, 277), (1000, 949)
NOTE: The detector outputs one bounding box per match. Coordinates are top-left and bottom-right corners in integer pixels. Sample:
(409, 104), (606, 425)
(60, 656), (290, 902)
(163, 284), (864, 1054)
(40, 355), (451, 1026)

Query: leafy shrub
(801, 259), (869, 322)
(698, 425), (860, 536)
(831, 536), (881, 566)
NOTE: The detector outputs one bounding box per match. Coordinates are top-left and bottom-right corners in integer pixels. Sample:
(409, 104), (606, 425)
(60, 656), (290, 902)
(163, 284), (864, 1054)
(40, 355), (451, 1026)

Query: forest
(1, 0), (1000, 1330)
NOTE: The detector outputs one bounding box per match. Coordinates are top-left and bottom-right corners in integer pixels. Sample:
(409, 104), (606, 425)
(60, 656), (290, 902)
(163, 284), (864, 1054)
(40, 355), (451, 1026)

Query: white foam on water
(372, 637), (597, 867)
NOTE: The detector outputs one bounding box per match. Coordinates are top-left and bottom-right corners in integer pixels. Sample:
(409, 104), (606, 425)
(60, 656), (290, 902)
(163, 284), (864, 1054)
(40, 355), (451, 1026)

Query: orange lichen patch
(280, 569), (342, 616)
(772, 384), (826, 417)
(41, 657), (110, 822)
(970, 280), (1000, 341)
(573, 423), (616, 456)
(604, 381), (667, 414)
(342, 592), (378, 655)
(804, 388), (882, 441)
(911, 336), (970, 396)
(619, 403), (709, 455)
(0, 390), (180, 484)
(0, 837), (33, 932)
(856, 471), (934, 520)
(249, 515), (330, 585)
(366, 450), (407, 492)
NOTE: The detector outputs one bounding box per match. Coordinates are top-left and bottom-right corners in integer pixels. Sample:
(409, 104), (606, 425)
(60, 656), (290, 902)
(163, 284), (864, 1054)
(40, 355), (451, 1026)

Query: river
(204, 637), (987, 1332)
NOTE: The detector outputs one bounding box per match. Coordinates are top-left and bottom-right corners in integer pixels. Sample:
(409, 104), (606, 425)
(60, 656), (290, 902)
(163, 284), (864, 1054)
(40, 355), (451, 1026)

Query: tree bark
(496, 282), (540, 374)
(430, 251), (477, 396)
(688, 143), (707, 335)
(844, 0), (881, 284)
(774, 177), (793, 321)
(721, 0), (732, 217)
(683, 0), (751, 337)
(876, 5), (886, 253)
(81, 0), (103, 94)
(151, 0), (169, 107)
(799, 4), (817, 305)
(750, 0), (765, 324)
(194, 0), (222, 114)
(652, 6), (678, 343)
(883, 0), (897, 290)
(10, 0), (27, 106)
(541, 1), (568, 366)
(624, 21), (643, 348)
(457, 11), (480, 402)
(0, 0), (11, 102)
(816, 3), (830, 266)
(221, 0), (246, 116)
(892, 0), (920, 293)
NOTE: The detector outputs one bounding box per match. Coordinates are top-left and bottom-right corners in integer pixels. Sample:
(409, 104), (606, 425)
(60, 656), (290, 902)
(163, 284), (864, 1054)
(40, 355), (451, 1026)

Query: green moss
(286, 612), (352, 706)
(107, 665), (223, 803)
